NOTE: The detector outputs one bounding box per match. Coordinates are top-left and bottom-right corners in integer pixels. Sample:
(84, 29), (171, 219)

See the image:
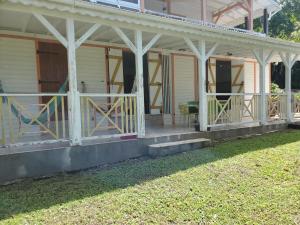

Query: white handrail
(80, 93), (137, 97)
(0, 93), (68, 97)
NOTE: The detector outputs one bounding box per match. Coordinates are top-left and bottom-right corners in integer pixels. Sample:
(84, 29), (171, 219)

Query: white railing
(267, 94), (287, 121)
(86, 0), (266, 37)
(293, 93), (300, 119)
(89, 0), (140, 10)
(0, 93), (68, 146)
(207, 93), (260, 127)
(80, 93), (137, 139)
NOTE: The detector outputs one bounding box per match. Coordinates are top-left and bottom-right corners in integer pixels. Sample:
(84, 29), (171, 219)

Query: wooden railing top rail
(80, 93), (137, 97)
(0, 93), (68, 97)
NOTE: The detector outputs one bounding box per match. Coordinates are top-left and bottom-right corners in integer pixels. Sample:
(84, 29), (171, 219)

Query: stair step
(288, 123), (300, 129)
(148, 138), (211, 158)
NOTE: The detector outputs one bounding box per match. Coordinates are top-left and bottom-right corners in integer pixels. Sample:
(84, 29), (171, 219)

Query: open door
(216, 60), (232, 100)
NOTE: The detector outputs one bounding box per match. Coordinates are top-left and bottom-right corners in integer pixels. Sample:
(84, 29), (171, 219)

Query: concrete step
(148, 138), (211, 158)
(288, 122), (300, 129)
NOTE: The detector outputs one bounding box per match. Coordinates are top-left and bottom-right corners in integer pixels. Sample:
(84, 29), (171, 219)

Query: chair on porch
(178, 102), (198, 127)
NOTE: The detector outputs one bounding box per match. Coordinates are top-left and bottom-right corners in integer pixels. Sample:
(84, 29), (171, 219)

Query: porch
(0, 0), (299, 149)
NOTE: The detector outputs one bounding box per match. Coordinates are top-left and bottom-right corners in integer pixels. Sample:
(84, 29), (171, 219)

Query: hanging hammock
(0, 79), (68, 125)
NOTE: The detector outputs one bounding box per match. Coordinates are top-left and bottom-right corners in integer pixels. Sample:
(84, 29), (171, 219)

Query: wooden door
(37, 42), (68, 95)
(37, 42), (68, 118)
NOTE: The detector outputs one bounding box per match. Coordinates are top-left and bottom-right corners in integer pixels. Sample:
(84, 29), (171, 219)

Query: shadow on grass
(0, 130), (299, 220)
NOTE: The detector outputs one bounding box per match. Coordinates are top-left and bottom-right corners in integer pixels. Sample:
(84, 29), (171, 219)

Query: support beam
(66, 18), (82, 145)
(135, 30), (145, 137)
(280, 52), (299, 122)
(142, 34), (161, 55)
(184, 38), (218, 131)
(247, 0), (254, 31)
(75, 24), (101, 49)
(252, 49), (274, 124)
(33, 13), (67, 48)
(113, 27), (137, 53)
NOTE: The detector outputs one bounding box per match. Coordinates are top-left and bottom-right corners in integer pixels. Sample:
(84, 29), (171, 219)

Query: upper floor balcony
(88, 0), (281, 35)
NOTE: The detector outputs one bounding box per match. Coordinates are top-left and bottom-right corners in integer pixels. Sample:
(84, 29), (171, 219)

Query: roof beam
(75, 24), (101, 48)
(33, 13), (67, 48)
(213, 1), (250, 24)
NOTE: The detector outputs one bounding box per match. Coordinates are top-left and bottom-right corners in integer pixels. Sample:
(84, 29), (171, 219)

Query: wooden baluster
(86, 97), (90, 136)
(121, 97), (124, 133)
(62, 96), (66, 139)
(0, 97), (5, 145)
(129, 96), (133, 133)
(54, 96), (59, 139)
(7, 97), (14, 144)
(125, 96), (128, 133)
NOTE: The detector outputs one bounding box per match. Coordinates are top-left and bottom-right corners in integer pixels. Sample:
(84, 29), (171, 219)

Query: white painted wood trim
(135, 30), (146, 137)
(66, 18), (82, 145)
(113, 27), (137, 53)
(142, 33), (161, 55)
(33, 13), (67, 48)
(75, 24), (101, 49)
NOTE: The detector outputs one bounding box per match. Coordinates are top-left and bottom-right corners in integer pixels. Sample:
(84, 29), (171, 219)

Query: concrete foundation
(0, 123), (288, 185)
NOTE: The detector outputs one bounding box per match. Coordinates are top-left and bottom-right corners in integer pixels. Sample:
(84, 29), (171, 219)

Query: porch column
(66, 18), (82, 145)
(198, 40), (207, 131)
(184, 38), (218, 131)
(247, 0), (254, 31)
(253, 49), (274, 125)
(113, 27), (161, 137)
(280, 52), (299, 122)
(135, 30), (146, 137)
(259, 55), (267, 124)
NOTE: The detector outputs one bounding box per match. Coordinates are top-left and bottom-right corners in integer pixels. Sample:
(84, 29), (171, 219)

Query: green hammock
(0, 79), (68, 125)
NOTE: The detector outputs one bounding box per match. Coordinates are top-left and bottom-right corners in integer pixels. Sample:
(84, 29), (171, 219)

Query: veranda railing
(80, 93), (137, 139)
(293, 93), (300, 119)
(0, 93), (68, 146)
(207, 93), (260, 127)
(267, 93), (287, 121)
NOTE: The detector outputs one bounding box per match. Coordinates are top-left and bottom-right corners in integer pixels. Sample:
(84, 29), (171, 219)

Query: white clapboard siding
(0, 38), (38, 93)
(148, 52), (162, 115)
(173, 55), (195, 124)
(145, 0), (165, 13)
(0, 37), (39, 141)
(77, 46), (106, 94)
(170, 0), (201, 20)
(244, 61), (256, 94)
(254, 62), (271, 93)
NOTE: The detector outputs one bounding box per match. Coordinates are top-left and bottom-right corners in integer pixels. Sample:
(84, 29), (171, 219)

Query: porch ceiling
(206, 0), (280, 26)
(0, 8), (290, 62)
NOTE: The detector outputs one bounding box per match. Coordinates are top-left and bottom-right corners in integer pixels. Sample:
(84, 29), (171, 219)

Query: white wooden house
(0, 0), (299, 147)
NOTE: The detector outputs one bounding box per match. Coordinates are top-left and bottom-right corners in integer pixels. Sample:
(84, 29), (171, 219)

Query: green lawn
(0, 131), (300, 225)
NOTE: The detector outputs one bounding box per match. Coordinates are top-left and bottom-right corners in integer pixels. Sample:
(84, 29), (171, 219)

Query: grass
(0, 131), (300, 225)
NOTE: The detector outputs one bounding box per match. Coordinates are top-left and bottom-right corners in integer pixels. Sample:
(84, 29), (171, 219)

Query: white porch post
(66, 18), (82, 145)
(199, 40), (207, 131)
(253, 49), (274, 125)
(184, 38), (218, 131)
(280, 52), (299, 122)
(113, 27), (161, 137)
(285, 53), (292, 122)
(135, 30), (145, 137)
(259, 52), (267, 124)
